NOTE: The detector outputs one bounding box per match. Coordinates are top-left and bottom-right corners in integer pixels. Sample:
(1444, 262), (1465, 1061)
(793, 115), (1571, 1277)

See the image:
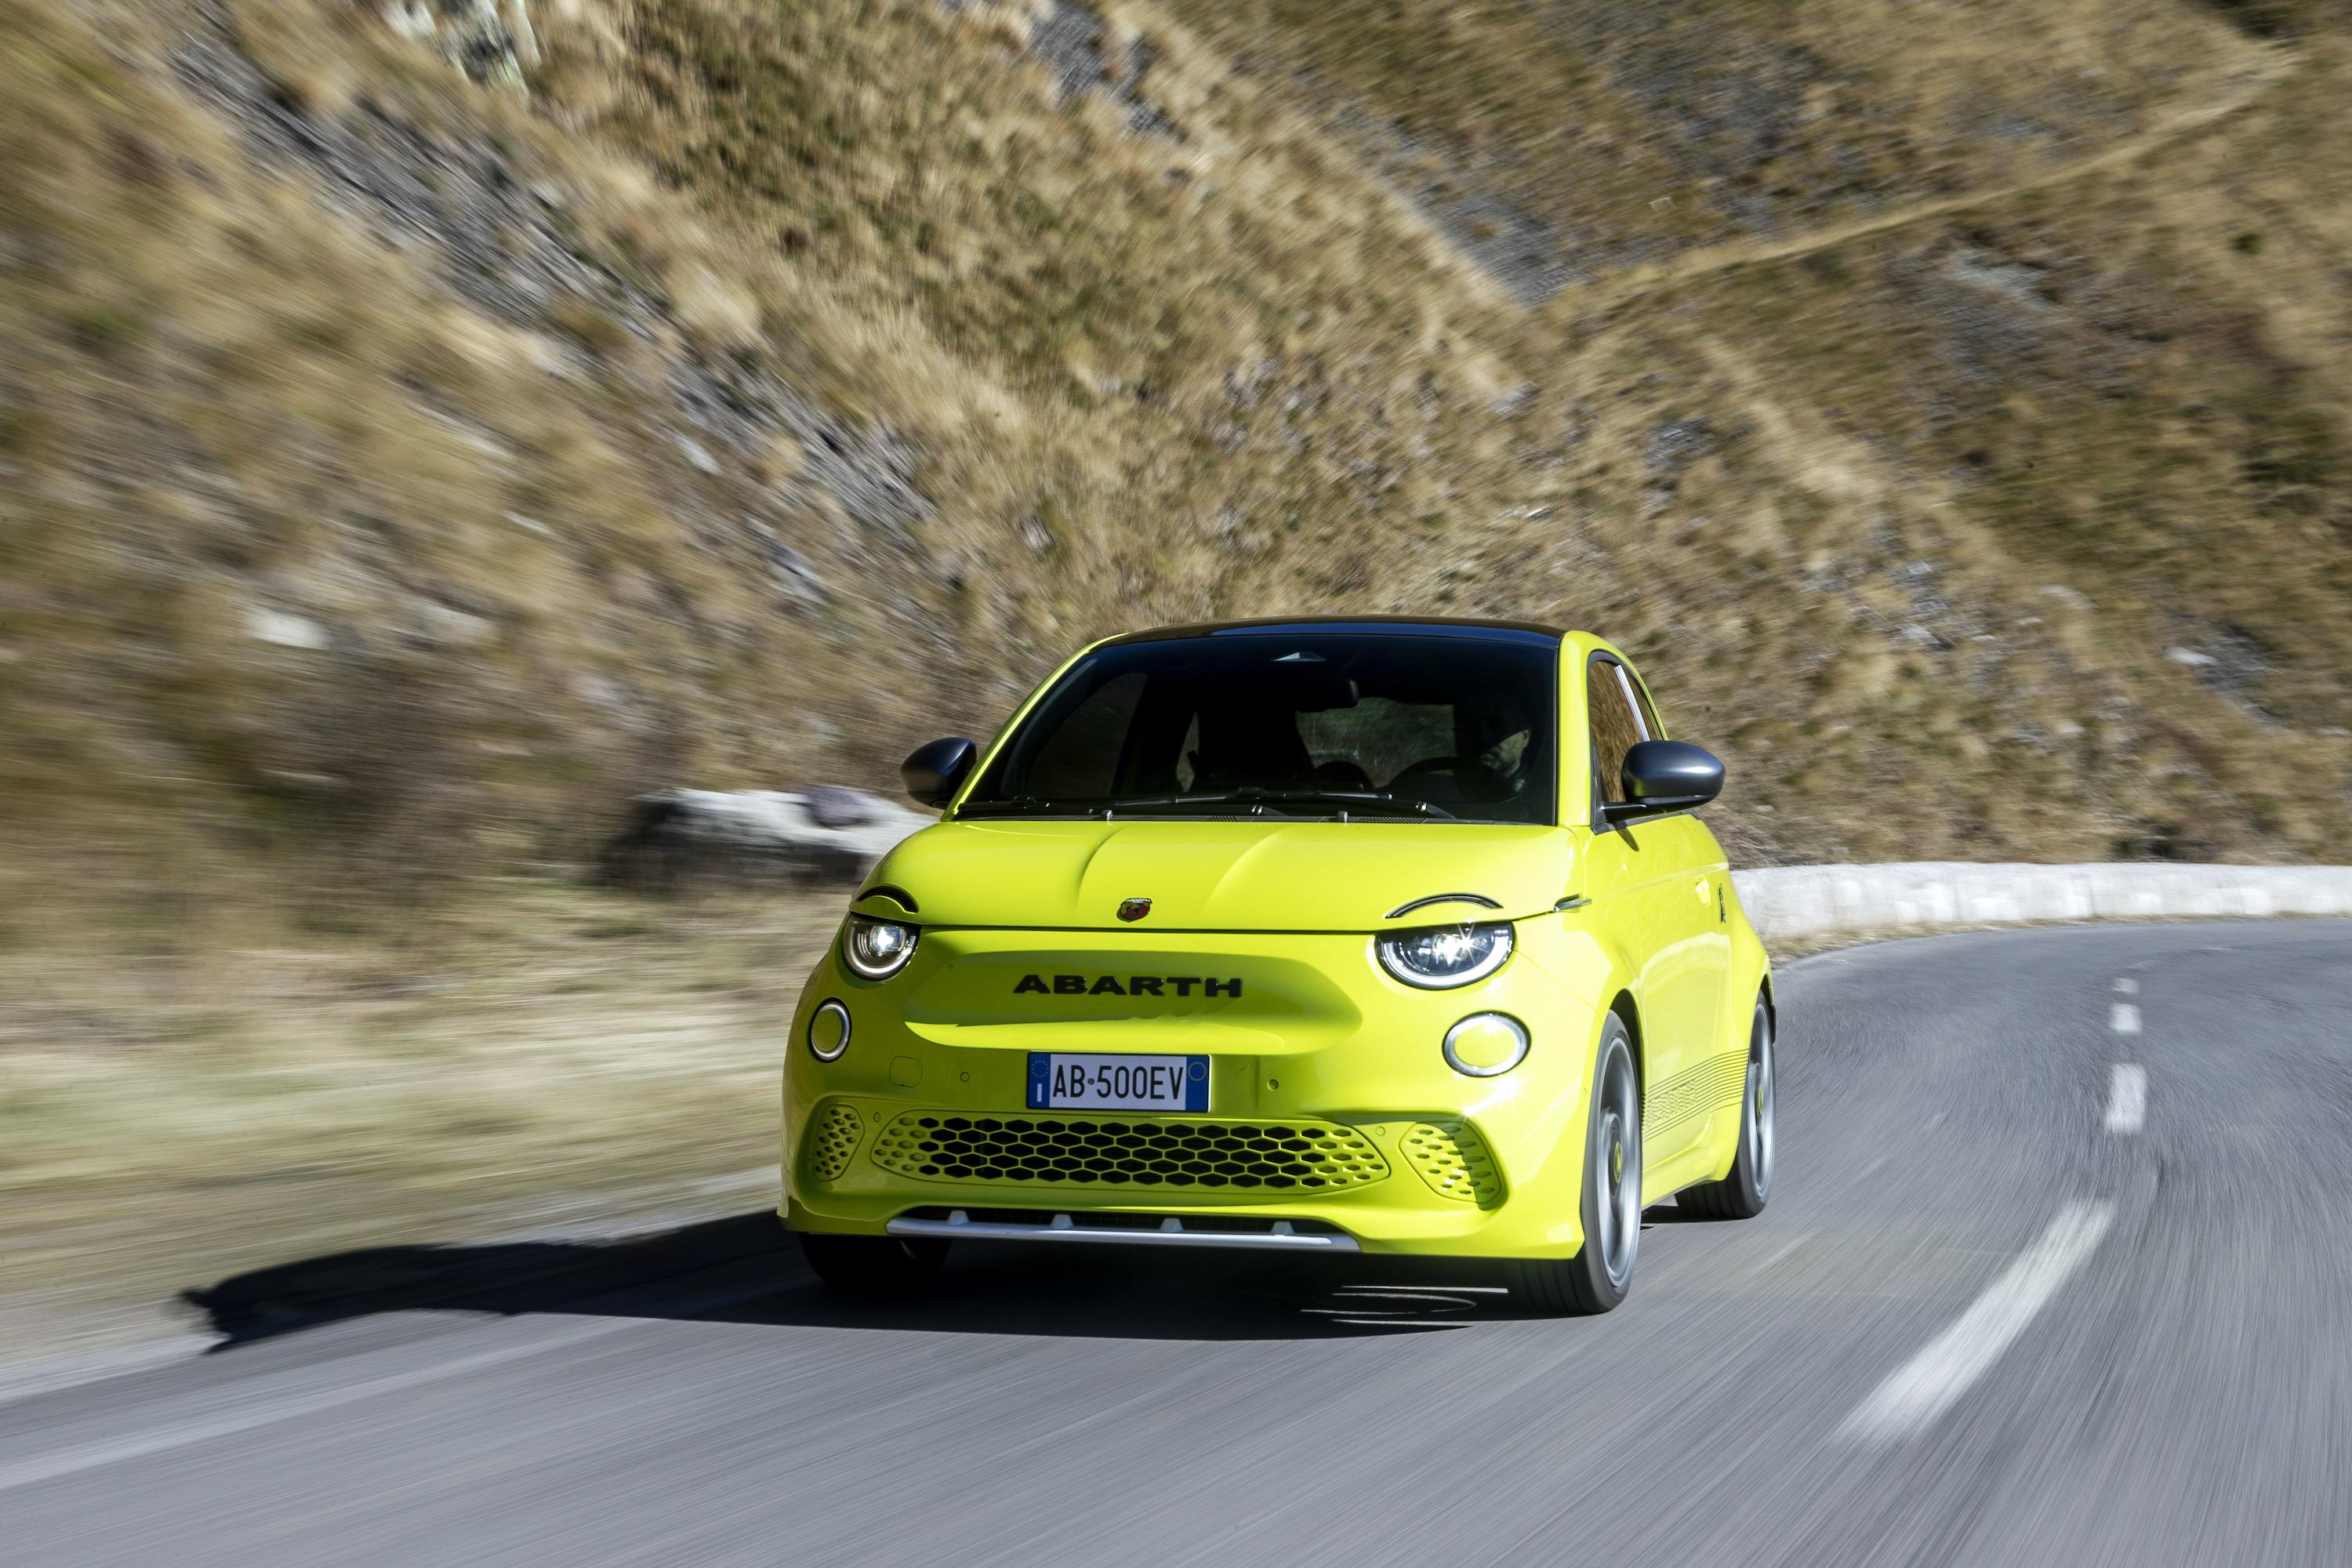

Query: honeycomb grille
(804, 1104), (865, 1183)
(1399, 1120), (1503, 1207)
(869, 1113), (1387, 1192)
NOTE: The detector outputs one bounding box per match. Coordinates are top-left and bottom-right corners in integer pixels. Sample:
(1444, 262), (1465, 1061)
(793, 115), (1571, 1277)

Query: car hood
(859, 818), (1569, 932)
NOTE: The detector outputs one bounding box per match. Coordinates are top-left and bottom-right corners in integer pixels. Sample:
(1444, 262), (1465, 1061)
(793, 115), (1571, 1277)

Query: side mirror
(1602, 740), (1724, 825)
(901, 736), (978, 810)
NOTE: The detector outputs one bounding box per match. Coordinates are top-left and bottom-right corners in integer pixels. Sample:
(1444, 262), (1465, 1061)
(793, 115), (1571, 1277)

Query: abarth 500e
(783, 618), (1775, 1313)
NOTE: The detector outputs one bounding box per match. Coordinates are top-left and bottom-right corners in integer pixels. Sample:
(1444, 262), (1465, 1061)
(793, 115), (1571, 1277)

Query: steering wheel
(1392, 756), (1464, 784)
(1312, 759), (1374, 788)
(1390, 756), (1512, 803)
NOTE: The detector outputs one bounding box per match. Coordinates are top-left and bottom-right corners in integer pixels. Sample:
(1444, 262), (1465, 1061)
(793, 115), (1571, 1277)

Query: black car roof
(1104, 615), (1566, 648)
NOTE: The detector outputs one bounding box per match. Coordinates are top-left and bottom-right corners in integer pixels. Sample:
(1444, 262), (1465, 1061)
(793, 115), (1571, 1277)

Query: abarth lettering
(1013, 973), (1243, 996)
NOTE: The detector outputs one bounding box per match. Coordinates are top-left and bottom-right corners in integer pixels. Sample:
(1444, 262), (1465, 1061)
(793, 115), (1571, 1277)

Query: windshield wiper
(960, 789), (1460, 821)
(1102, 788), (1457, 821)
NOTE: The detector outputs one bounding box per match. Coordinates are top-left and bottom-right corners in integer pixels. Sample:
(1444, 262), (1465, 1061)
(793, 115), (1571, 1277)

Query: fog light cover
(807, 999), (851, 1062)
(1443, 1012), (1530, 1078)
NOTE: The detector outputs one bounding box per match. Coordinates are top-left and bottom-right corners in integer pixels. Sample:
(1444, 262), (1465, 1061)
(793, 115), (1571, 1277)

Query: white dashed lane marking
(2107, 982), (2147, 1131)
(2108, 981), (2146, 1132)
(2103, 1065), (2147, 1134)
(1838, 1202), (2117, 1443)
(1846, 964), (2151, 1443)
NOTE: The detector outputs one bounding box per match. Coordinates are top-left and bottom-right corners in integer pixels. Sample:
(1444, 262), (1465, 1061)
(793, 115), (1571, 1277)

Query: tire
(1505, 1014), (1641, 1315)
(1676, 996), (1774, 1220)
(799, 1231), (949, 1297)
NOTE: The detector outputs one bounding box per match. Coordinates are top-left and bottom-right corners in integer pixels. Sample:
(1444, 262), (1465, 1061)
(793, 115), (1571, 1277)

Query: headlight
(843, 916), (919, 980)
(1374, 922), (1514, 989)
(1443, 1012), (1530, 1077)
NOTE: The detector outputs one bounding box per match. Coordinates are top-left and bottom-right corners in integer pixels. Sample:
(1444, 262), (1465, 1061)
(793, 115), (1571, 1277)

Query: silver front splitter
(885, 1211), (1360, 1252)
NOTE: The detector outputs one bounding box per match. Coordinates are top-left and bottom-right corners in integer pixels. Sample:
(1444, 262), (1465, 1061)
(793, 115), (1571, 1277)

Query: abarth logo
(1014, 973), (1242, 997)
(1117, 896), (1152, 922)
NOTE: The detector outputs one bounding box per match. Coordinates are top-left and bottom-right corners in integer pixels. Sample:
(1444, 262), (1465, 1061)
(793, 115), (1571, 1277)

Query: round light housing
(1443, 1012), (1530, 1078)
(807, 999), (851, 1061)
(1375, 922), (1514, 989)
(842, 916), (918, 980)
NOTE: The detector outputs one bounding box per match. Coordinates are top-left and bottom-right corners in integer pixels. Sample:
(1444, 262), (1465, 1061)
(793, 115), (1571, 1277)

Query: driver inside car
(1389, 689), (1536, 808)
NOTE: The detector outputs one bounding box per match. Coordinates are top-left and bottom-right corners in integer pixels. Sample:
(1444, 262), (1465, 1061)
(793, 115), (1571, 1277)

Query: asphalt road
(5, 920), (2349, 1566)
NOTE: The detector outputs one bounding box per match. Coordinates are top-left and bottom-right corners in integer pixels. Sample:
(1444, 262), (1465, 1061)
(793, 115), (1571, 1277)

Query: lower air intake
(1399, 1120), (1503, 1207)
(869, 1113), (1388, 1192)
(804, 1104), (865, 1183)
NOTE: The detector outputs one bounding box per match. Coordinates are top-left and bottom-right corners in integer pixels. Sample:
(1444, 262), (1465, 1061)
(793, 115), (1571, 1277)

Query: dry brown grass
(8, 0), (2345, 945)
(1160, 0), (2267, 270)
(0, 880), (833, 1345)
(0, 2), (2347, 943)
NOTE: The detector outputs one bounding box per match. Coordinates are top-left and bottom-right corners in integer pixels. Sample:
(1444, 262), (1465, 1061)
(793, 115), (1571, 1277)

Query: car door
(1581, 653), (1730, 1171)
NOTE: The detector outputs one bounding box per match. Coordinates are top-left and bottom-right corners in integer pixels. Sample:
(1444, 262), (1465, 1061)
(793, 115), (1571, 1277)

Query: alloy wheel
(1592, 1045), (1641, 1289)
(1748, 1007), (1775, 1203)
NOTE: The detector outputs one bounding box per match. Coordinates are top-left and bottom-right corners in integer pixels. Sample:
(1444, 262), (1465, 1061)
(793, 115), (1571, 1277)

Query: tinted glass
(965, 635), (1559, 824)
(1587, 657), (1649, 806)
(1622, 665), (1664, 739)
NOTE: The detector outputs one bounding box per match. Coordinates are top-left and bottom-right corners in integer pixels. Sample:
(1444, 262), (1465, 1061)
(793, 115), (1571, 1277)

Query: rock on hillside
(603, 787), (927, 884)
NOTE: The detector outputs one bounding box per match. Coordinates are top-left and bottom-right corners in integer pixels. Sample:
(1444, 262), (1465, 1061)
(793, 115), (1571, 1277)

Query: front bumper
(782, 924), (1613, 1260)
(787, 1098), (1532, 1253)
(883, 1209), (1360, 1252)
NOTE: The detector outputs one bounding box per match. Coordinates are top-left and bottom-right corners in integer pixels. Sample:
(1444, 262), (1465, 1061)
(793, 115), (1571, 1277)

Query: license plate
(1027, 1053), (1209, 1112)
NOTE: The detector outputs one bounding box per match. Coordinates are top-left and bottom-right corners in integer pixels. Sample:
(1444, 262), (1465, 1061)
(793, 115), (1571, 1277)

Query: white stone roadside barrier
(1732, 862), (2352, 944)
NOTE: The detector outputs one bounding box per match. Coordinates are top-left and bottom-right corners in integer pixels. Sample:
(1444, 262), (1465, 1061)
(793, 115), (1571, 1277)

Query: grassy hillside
(5, 0), (2351, 955)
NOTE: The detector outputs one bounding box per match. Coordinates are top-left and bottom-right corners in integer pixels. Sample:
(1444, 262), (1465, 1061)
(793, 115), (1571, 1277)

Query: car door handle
(1694, 877), (1711, 903)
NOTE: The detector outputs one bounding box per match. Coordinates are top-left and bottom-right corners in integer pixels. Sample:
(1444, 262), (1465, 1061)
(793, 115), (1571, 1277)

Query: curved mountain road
(4, 920), (2347, 1566)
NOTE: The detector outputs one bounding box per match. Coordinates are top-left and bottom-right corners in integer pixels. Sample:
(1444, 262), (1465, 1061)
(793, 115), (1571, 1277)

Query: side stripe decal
(1642, 1048), (1748, 1142)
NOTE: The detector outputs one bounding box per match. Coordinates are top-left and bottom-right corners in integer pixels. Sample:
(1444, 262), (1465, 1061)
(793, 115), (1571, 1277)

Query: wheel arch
(1606, 988), (1644, 1102)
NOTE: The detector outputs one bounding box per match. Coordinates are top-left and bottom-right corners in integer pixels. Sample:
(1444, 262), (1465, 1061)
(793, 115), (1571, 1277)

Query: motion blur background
(4, 0), (2350, 1359)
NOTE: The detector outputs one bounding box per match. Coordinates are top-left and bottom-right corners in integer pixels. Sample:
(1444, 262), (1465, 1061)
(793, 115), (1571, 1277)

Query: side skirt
(1642, 1139), (1737, 1205)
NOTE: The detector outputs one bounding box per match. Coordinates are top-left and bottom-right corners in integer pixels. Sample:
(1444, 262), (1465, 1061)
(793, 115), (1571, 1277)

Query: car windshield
(960, 633), (1559, 825)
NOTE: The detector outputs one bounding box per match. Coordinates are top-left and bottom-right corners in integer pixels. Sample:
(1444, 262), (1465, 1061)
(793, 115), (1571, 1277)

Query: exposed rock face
(944, 0), (1181, 138)
(1025, 0), (1179, 138)
(381, 0), (539, 91)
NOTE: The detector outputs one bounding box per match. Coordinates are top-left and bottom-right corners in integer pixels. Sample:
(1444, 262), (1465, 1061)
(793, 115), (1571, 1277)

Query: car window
(1620, 664), (1664, 741)
(1295, 699), (1457, 788)
(964, 633), (1559, 824)
(1025, 671), (1146, 800)
(1173, 713), (1201, 791)
(1587, 657), (1648, 806)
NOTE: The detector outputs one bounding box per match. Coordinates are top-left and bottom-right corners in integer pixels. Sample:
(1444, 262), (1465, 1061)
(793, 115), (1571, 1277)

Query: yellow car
(782, 618), (1774, 1313)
